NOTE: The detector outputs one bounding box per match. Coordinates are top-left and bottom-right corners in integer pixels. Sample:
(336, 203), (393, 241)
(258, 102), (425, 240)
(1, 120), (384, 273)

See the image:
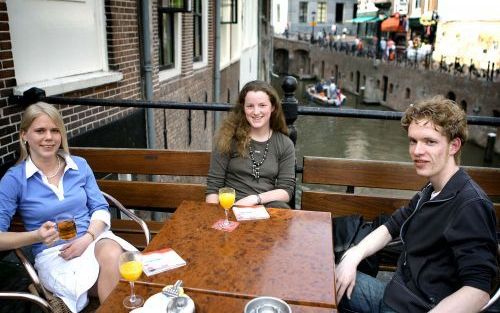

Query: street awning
(347, 16), (384, 23)
(381, 15), (405, 32)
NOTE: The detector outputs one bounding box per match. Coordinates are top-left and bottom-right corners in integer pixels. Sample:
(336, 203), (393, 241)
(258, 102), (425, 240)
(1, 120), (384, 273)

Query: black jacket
(383, 168), (497, 309)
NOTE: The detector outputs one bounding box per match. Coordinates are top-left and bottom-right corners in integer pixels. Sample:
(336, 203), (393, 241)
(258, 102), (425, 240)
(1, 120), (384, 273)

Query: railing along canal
(11, 76), (500, 165)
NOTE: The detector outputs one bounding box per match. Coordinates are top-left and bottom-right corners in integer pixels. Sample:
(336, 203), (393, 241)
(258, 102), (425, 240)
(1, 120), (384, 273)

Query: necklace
(249, 131), (271, 181)
(45, 156), (62, 179)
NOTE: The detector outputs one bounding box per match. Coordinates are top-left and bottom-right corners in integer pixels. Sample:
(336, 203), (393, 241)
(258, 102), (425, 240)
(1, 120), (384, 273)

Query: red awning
(381, 15), (405, 33)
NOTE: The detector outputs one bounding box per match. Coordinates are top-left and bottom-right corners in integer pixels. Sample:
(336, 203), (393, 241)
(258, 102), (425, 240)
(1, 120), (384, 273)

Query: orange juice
(219, 192), (235, 210)
(119, 260), (143, 281)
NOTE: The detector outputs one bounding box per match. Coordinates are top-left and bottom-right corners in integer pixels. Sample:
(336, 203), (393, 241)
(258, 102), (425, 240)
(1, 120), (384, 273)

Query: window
(335, 3), (344, 23)
(159, 12), (175, 69)
(193, 0), (202, 62)
(299, 2), (307, 23)
(221, 0), (238, 24)
(317, 2), (327, 24)
(8, 0), (122, 96)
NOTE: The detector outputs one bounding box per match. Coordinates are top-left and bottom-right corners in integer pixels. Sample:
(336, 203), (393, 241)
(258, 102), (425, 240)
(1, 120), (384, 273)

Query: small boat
(306, 85), (347, 107)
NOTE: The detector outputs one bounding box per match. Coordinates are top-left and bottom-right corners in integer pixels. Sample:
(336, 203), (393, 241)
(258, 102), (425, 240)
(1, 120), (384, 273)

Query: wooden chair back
(301, 156), (500, 222)
(70, 147), (211, 213)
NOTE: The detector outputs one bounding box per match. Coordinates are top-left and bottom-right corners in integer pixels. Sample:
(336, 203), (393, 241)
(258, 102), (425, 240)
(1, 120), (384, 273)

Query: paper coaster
(211, 219), (239, 232)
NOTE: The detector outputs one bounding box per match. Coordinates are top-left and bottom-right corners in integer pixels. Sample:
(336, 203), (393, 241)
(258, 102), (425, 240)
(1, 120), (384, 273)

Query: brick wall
(0, 0), (17, 165)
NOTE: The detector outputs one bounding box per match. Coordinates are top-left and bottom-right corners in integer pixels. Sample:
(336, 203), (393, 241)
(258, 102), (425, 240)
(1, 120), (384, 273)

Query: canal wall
(317, 51), (500, 154)
(275, 39), (500, 154)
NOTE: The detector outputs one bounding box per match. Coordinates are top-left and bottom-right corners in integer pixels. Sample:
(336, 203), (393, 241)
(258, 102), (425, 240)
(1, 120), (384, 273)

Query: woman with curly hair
(206, 80), (296, 208)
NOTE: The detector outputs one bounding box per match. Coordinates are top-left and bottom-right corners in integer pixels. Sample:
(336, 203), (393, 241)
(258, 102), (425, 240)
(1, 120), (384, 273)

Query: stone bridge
(274, 37), (312, 78)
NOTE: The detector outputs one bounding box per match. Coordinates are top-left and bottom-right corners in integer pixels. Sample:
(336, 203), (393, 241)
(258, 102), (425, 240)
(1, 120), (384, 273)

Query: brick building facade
(0, 0), (270, 174)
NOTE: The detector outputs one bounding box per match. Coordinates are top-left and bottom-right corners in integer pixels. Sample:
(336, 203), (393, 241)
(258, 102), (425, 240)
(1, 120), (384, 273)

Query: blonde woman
(206, 80), (296, 208)
(0, 102), (136, 312)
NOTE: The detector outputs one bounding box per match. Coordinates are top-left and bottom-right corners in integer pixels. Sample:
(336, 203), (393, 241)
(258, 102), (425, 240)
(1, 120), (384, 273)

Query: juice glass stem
(129, 281), (136, 302)
(224, 209), (229, 226)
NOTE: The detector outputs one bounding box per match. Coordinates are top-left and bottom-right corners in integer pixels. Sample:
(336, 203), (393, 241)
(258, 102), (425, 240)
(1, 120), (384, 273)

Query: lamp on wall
(159, 0), (192, 13)
(310, 11), (317, 43)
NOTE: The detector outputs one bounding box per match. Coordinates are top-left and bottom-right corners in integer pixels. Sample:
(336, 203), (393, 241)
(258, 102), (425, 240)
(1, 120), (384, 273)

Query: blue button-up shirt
(0, 152), (110, 256)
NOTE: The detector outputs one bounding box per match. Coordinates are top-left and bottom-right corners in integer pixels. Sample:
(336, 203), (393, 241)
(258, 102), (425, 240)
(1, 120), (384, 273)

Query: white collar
(25, 151), (78, 179)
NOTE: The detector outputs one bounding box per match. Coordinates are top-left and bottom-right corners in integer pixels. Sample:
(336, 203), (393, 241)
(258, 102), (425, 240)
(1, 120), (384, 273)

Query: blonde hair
(215, 80), (288, 156)
(401, 96), (468, 164)
(18, 102), (69, 163)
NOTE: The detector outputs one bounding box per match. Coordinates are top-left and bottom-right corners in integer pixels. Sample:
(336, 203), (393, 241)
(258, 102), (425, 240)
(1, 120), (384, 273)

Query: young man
(336, 97), (497, 313)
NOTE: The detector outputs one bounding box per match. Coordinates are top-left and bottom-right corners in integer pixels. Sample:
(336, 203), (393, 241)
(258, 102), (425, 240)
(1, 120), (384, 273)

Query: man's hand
(37, 221), (58, 246)
(59, 234), (92, 260)
(335, 246), (363, 302)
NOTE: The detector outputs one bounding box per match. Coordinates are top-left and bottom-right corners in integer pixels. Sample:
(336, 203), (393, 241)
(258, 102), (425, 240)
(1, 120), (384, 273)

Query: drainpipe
(141, 0), (160, 220)
(214, 0), (221, 131)
(142, 0), (155, 148)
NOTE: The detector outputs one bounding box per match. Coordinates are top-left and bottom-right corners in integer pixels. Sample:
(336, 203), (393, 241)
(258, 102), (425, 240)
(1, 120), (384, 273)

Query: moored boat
(306, 85), (347, 106)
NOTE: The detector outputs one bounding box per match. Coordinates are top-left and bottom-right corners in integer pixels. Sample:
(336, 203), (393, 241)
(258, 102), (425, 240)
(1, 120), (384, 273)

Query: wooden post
(281, 76), (298, 209)
(281, 76), (298, 146)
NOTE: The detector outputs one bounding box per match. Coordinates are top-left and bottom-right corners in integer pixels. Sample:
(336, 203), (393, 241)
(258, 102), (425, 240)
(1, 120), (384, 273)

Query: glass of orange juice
(219, 187), (235, 228)
(119, 251), (144, 309)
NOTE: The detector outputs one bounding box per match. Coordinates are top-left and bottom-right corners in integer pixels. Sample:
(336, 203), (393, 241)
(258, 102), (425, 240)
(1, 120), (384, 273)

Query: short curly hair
(401, 96), (468, 164)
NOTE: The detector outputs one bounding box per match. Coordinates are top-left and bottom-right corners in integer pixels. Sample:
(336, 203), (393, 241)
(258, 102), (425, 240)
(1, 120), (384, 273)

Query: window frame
(335, 3), (344, 23)
(299, 2), (308, 23)
(159, 10), (175, 71)
(221, 0), (238, 24)
(317, 2), (327, 24)
(193, 0), (202, 62)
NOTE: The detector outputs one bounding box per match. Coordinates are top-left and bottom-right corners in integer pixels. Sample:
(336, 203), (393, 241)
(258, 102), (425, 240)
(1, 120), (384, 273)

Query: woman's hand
(234, 195), (259, 206)
(37, 221), (58, 246)
(59, 233), (93, 260)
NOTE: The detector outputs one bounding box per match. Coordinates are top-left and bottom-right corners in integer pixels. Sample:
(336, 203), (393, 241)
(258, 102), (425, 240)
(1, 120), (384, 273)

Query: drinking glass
(56, 214), (77, 240)
(119, 251), (144, 309)
(218, 187), (235, 227)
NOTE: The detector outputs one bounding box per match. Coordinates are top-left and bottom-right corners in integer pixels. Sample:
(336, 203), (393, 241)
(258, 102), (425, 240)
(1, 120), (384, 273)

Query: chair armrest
(0, 291), (52, 312)
(14, 248), (47, 298)
(102, 191), (151, 246)
(481, 286), (500, 311)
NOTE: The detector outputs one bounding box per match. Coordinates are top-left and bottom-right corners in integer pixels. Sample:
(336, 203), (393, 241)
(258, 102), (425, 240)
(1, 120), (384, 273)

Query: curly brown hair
(401, 96), (468, 164)
(215, 80), (288, 156)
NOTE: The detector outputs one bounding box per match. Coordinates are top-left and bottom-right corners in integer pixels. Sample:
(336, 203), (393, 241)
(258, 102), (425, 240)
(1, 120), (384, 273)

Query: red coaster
(211, 219), (239, 232)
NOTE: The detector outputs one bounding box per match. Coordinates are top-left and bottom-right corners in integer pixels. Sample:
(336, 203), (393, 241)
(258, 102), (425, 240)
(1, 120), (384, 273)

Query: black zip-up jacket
(383, 168), (497, 307)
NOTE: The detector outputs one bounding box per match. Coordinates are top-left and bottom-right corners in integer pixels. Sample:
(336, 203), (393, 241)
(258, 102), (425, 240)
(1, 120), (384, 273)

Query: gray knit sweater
(206, 131), (296, 203)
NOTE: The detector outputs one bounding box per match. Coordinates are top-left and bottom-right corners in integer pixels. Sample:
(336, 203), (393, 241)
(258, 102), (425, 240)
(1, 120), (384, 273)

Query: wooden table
(98, 201), (336, 312)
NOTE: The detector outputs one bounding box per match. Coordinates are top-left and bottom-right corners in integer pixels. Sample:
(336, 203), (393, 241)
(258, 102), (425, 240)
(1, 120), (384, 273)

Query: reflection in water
(273, 77), (499, 168)
(345, 130), (369, 159)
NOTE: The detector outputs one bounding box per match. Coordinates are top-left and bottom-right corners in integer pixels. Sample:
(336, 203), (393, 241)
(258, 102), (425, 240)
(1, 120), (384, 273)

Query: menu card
(142, 248), (186, 277)
(232, 205), (270, 221)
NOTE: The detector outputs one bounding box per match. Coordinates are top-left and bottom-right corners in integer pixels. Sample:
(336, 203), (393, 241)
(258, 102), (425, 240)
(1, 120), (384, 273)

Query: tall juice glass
(219, 187), (235, 227)
(119, 251), (144, 309)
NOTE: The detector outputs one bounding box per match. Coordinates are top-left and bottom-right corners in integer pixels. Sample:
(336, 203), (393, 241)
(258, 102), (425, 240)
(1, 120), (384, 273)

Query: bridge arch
(273, 49), (289, 74)
(290, 49), (310, 78)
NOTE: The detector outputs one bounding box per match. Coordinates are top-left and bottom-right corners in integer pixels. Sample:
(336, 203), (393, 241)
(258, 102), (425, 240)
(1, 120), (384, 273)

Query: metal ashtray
(244, 297), (292, 313)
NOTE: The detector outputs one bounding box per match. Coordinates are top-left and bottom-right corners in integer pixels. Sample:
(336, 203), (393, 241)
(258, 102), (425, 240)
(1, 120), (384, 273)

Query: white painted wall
(272, 0), (289, 34)
(433, 0), (500, 69)
(239, 0), (258, 86)
(7, 0), (108, 85)
(438, 0), (499, 21)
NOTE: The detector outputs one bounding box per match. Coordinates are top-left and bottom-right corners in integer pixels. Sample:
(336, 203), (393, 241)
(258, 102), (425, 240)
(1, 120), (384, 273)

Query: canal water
(273, 77), (500, 169)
